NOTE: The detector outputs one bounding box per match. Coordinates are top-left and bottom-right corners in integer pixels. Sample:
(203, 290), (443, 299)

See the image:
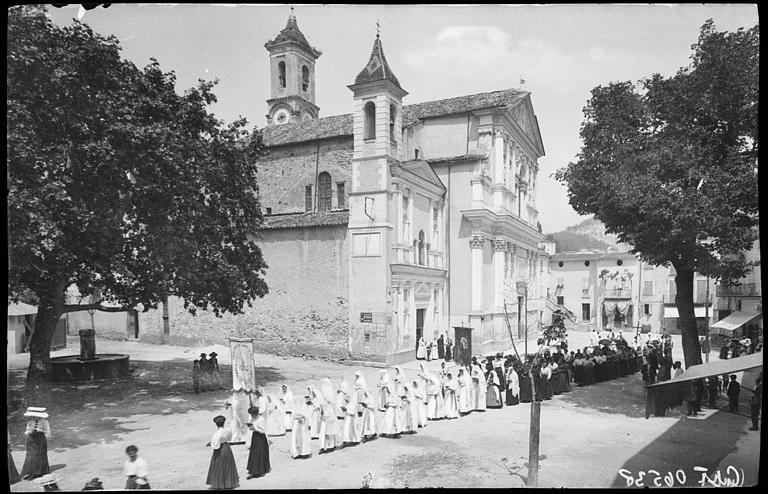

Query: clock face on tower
(273, 108), (290, 125)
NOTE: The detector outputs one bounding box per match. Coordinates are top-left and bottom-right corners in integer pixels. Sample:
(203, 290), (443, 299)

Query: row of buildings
(9, 13), (761, 361)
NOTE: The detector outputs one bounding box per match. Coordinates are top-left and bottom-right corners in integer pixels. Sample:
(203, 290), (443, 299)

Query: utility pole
(162, 297), (170, 344)
(704, 277), (710, 363)
(504, 298), (539, 488)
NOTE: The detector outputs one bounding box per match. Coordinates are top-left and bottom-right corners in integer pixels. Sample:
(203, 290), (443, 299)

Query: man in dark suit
(750, 373), (762, 431)
(727, 375), (740, 413)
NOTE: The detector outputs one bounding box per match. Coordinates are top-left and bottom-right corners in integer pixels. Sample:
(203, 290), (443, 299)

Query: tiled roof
(260, 210), (349, 230)
(264, 14), (321, 58)
(426, 153), (487, 164)
(353, 36), (403, 89)
(402, 89), (527, 125)
(261, 113), (353, 147)
(262, 88), (527, 147)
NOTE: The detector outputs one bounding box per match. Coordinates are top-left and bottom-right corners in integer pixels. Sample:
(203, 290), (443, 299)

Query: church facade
(139, 13), (551, 363)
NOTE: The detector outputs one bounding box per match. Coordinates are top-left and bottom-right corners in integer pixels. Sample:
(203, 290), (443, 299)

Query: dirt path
(7, 335), (760, 490)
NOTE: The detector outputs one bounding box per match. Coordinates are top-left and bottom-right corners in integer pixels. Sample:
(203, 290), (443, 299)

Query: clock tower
(265, 10), (322, 126)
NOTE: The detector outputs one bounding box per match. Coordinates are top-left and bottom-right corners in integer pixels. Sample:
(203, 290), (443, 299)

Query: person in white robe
(506, 364), (520, 405)
(290, 395), (313, 459)
(265, 393), (286, 436)
(228, 389), (252, 443)
(380, 377), (399, 437)
(358, 387), (378, 441)
(471, 363), (487, 411)
(416, 337), (427, 360)
(411, 379), (428, 428)
(341, 379), (361, 446)
(393, 366), (407, 396)
(419, 365), (443, 420)
(307, 385), (322, 439)
(457, 368), (472, 415)
(443, 372), (459, 419)
(376, 370), (392, 412)
(279, 384), (295, 432)
(318, 398), (339, 453)
(399, 383), (416, 433)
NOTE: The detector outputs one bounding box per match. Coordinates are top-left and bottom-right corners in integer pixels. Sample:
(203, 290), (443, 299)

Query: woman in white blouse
(205, 415), (239, 490)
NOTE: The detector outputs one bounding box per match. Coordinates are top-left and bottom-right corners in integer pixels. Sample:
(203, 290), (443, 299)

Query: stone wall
(136, 223), (351, 359)
(257, 137), (352, 215)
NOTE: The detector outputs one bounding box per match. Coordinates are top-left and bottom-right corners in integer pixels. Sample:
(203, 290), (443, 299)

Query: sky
(46, 3), (758, 233)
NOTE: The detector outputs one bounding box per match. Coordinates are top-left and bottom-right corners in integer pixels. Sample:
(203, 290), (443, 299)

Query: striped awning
(710, 311), (762, 333)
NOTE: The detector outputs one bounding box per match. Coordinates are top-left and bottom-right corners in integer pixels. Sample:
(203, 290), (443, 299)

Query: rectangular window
(556, 296), (564, 306)
(305, 185), (313, 212)
(736, 299), (742, 311)
(582, 303), (590, 321)
(265, 207), (272, 215)
(432, 207), (439, 247)
(644, 303), (651, 315)
(643, 280), (654, 296)
(668, 279), (677, 302)
(352, 232), (381, 257)
(336, 182), (345, 209)
(695, 279), (708, 304)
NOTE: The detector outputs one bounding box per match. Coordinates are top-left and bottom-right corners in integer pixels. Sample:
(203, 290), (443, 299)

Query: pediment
(509, 95), (545, 157)
(393, 159), (446, 192)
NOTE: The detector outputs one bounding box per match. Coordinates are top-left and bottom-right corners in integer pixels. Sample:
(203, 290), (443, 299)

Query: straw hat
(24, 407), (49, 419)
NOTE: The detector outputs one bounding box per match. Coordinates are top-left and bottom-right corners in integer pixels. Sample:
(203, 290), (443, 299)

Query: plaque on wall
(360, 312), (373, 323)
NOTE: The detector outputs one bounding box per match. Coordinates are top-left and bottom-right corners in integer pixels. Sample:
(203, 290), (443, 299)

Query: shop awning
(7, 302), (38, 316)
(663, 306), (710, 318)
(645, 352), (763, 418)
(710, 311), (761, 333)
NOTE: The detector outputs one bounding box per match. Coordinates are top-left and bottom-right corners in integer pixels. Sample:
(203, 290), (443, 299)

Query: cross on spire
(376, 19), (381, 38)
(290, 6), (295, 18)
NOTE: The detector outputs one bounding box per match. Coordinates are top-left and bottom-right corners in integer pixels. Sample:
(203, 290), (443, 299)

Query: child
(192, 360), (201, 394)
(123, 445), (150, 489)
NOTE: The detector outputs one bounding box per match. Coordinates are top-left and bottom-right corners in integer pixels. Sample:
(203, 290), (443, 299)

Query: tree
(8, 6), (269, 384)
(555, 20), (758, 368)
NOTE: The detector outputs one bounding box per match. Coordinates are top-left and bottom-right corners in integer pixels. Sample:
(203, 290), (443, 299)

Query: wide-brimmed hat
(24, 407), (49, 419)
(200, 353), (207, 357)
(209, 352), (218, 357)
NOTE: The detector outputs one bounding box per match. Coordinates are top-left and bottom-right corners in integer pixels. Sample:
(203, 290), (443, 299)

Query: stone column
(494, 239), (507, 310)
(470, 236), (485, 311)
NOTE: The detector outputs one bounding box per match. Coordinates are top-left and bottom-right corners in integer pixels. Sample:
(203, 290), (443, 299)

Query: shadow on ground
(557, 374), (648, 418)
(7, 359), (284, 451)
(610, 410), (751, 487)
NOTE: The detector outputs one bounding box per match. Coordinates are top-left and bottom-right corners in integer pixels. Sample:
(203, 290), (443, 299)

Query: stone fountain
(50, 329), (130, 382)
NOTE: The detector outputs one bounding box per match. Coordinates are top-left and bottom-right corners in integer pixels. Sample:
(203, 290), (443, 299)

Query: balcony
(603, 288), (632, 299)
(716, 283), (760, 297)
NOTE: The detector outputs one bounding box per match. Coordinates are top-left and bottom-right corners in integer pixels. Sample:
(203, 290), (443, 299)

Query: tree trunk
(674, 266), (702, 368)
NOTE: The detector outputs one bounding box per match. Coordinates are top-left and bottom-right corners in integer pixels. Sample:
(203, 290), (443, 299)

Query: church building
(140, 12), (550, 364)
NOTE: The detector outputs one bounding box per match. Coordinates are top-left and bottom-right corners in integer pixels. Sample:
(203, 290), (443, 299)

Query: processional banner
(229, 337), (257, 393)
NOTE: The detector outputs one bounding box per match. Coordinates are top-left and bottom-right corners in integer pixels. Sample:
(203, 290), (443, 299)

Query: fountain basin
(50, 354), (130, 382)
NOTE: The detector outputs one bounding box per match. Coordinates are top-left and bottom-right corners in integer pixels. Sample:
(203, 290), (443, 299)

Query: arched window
(364, 101), (376, 140)
(278, 61), (286, 88)
(418, 230), (426, 266)
(318, 172), (332, 212)
(389, 104), (397, 140)
(302, 65), (309, 92)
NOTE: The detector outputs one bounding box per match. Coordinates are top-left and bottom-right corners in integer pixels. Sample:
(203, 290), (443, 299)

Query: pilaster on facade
(494, 239), (507, 309)
(470, 174), (493, 210)
(470, 235), (485, 311)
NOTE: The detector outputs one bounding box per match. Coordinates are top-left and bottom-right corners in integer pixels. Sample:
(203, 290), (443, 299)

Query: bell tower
(265, 9), (322, 126)
(347, 31), (408, 361)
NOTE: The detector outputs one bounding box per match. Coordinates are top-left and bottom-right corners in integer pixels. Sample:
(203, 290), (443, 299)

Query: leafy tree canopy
(8, 6), (269, 378)
(555, 20), (758, 367)
(555, 19), (758, 282)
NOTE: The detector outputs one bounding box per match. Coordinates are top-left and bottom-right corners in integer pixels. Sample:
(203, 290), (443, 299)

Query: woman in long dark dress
(246, 406), (271, 479)
(8, 430), (21, 484)
(20, 408), (51, 480)
(206, 415), (239, 490)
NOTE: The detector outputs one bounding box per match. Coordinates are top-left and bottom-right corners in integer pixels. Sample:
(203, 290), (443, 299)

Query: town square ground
(7, 332), (761, 490)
